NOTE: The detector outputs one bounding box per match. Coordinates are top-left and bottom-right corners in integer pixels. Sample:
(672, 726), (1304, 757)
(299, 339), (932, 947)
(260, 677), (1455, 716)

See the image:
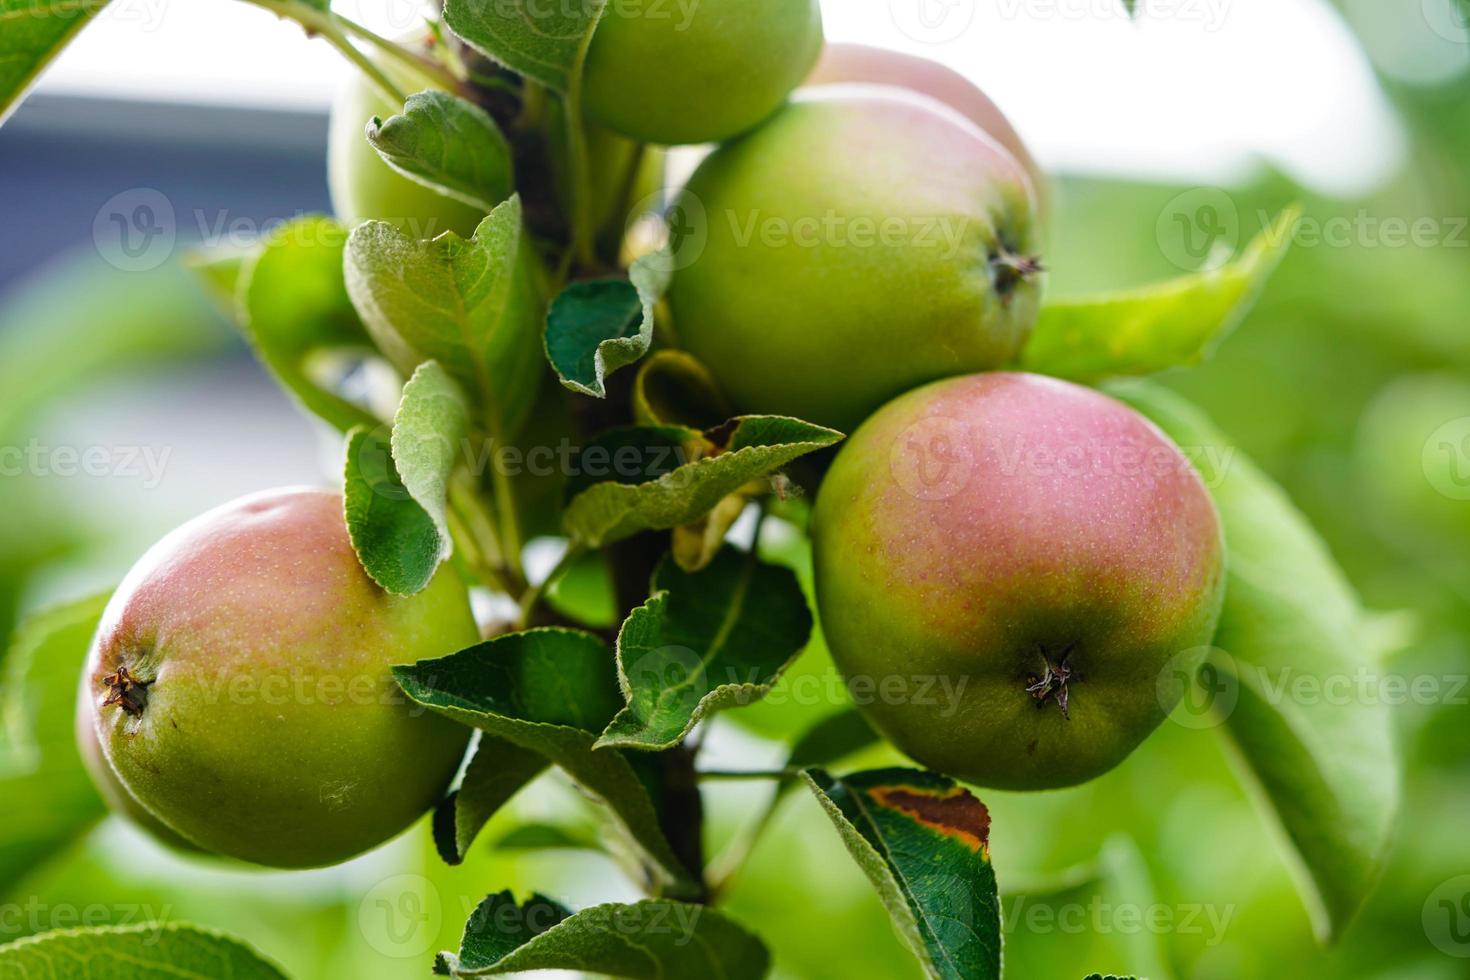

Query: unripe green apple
(328, 49), (487, 239)
(81, 488), (477, 868)
(582, 0), (823, 145)
(812, 373), (1226, 790)
(805, 43), (1046, 204)
(667, 89), (1043, 433)
(75, 706), (205, 853)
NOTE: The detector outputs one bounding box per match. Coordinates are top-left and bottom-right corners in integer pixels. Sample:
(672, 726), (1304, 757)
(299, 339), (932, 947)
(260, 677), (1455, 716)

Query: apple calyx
(102, 665), (153, 719)
(990, 251), (1044, 303)
(1025, 644), (1074, 719)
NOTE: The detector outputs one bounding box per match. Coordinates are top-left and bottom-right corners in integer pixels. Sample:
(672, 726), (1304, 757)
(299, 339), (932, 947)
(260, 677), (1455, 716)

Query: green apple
(74, 707), (204, 853)
(81, 488), (477, 869)
(327, 45), (488, 239)
(582, 0), (824, 145)
(805, 43), (1046, 203)
(812, 373), (1226, 790)
(667, 89), (1043, 432)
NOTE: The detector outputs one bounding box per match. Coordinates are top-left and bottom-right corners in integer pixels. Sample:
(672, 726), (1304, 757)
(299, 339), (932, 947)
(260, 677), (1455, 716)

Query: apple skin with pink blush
(805, 43), (1046, 206)
(811, 373), (1226, 790)
(80, 487), (477, 869)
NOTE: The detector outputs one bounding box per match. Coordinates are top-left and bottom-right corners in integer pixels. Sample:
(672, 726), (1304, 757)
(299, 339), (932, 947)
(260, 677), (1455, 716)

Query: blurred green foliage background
(1, 5), (1467, 978)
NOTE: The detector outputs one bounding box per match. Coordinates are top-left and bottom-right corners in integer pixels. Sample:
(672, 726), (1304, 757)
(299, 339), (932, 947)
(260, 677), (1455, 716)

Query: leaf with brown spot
(804, 767), (1001, 980)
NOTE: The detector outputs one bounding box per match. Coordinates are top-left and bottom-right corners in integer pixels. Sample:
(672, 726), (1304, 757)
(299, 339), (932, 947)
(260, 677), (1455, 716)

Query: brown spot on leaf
(870, 784), (991, 855)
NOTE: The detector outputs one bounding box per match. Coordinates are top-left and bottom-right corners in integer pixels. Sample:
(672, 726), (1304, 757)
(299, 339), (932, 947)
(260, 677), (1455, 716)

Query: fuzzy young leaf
(367, 90), (513, 213)
(0, 923), (287, 979)
(433, 735), (548, 865)
(0, 0), (108, 126)
(1111, 381), (1399, 942)
(563, 416), (843, 548)
(441, 0), (606, 92)
(238, 215), (379, 433)
(598, 547), (814, 751)
(1022, 207), (1300, 382)
(805, 768), (1001, 980)
(392, 361), (470, 564)
(546, 252), (670, 398)
(0, 594), (110, 885)
(393, 629), (696, 894)
(436, 892), (769, 979)
(344, 426), (442, 596)
(345, 196), (545, 436)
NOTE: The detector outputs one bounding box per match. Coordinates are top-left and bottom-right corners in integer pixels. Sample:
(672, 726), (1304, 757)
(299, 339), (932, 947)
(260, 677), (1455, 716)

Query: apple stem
(991, 251), (1045, 303)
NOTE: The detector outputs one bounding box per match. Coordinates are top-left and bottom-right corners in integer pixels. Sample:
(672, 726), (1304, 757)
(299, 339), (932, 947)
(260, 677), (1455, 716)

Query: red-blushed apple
(811, 373), (1226, 790)
(668, 89), (1044, 433)
(805, 43), (1046, 205)
(80, 488), (477, 868)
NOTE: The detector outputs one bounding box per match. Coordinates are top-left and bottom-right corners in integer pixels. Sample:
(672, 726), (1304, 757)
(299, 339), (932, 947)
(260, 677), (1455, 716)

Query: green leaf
(433, 735), (548, 865)
(367, 90), (513, 213)
(633, 349), (730, 429)
(344, 426), (442, 596)
(1109, 381), (1399, 942)
(563, 416), (843, 548)
(598, 547), (814, 751)
(393, 629), (696, 894)
(392, 360), (471, 564)
(545, 252), (670, 398)
(0, 923), (287, 979)
(436, 892), (769, 979)
(0, 594), (110, 886)
(1121, 0), (1138, 15)
(238, 215), (379, 433)
(441, 0), (606, 92)
(0, 0), (108, 126)
(491, 822), (601, 851)
(345, 196), (545, 436)
(804, 768), (1001, 980)
(1022, 207), (1300, 382)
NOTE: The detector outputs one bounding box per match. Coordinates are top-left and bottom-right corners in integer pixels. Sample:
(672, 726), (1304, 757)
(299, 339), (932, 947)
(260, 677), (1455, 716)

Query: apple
(811, 373), (1226, 790)
(667, 89), (1043, 432)
(75, 706), (205, 853)
(582, 0), (824, 146)
(327, 45), (488, 240)
(805, 43), (1046, 204)
(80, 488), (477, 869)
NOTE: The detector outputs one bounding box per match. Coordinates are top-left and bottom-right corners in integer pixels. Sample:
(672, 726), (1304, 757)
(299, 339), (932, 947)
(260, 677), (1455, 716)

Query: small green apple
(81, 488), (477, 869)
(75, 705), (205, 853)
(805, 43), (1046, 203)
(812, 373), (1226, 790)
(582, 0), (824, 145)
(668, 89), (1043, 432)
(327, 44), (488, 239)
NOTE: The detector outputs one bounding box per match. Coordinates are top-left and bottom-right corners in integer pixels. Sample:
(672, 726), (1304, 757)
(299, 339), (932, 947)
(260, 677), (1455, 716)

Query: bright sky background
(32, 0), (1459, 195)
